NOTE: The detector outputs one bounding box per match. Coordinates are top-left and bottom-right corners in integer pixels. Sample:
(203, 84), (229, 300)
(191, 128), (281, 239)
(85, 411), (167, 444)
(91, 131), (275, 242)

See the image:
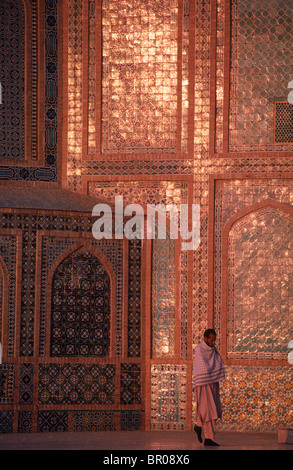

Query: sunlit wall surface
(102, 0), (178, 153)
(2, 0), (293, 435)
(228, 208), (293, 359)
(229, 0), (293, 151)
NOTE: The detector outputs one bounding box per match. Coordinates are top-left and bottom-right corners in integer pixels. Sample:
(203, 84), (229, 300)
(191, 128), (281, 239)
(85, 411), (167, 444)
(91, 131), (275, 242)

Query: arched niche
(222, 199), (293, 364)
(48, 244), (115, 358)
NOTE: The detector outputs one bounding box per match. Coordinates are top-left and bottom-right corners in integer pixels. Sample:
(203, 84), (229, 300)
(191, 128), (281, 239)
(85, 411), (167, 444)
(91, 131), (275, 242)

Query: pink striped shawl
(192, 341), (225, 387)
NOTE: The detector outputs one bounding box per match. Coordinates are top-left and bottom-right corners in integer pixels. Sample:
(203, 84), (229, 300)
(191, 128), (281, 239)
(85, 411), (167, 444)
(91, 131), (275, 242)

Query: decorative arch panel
(224, 204), (293, 361)
(50, 248), (112, 357)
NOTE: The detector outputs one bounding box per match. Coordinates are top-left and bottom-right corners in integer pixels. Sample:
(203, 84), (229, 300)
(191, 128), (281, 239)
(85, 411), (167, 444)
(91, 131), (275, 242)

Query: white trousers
(194, 382), (222, 441)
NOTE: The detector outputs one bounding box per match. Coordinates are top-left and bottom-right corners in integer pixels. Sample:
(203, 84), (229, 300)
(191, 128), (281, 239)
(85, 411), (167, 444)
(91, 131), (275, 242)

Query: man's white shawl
(192, 341), (225, 387)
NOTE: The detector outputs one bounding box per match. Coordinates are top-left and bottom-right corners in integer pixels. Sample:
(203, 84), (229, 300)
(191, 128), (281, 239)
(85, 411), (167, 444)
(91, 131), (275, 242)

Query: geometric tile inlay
(38, 363), (115, 405)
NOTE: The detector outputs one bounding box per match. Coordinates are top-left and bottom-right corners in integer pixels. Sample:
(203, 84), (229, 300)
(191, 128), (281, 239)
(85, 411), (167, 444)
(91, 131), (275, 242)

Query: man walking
(192, 329), (225, 446)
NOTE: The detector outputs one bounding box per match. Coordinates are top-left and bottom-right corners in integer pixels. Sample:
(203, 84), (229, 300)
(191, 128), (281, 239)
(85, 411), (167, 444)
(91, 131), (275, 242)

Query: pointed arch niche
(221, 200), (293, 365)
(46, 243), (116, 358)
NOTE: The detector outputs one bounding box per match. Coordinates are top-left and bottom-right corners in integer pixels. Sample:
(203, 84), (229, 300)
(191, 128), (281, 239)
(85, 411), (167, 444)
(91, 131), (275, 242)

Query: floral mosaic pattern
(72, 411), (115, 431)
(219, 366), (293, 431)
(18, 411), (33, 433)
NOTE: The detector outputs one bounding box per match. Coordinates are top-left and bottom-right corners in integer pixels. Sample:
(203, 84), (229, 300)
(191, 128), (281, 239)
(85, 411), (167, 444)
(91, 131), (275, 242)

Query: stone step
(278, 428), (293, 444)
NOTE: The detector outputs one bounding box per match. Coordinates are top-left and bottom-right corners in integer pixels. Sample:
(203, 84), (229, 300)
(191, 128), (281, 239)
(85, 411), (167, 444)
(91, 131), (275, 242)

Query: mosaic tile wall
(102, 0), (179, 153)
(214, 178), (293, 356)
(151, 365), (187, 430)
(0, 0), (58, 180)
(229, 0), (293, 152)
(194, 171), (293, 432)
(228, 207), (293, 359)
(50, 250), (111, 357)
(0, 0), (25, 160)
(0, 211), (143, 432)
(218, 366), (293, 432)
(0, 0), (293, 434)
